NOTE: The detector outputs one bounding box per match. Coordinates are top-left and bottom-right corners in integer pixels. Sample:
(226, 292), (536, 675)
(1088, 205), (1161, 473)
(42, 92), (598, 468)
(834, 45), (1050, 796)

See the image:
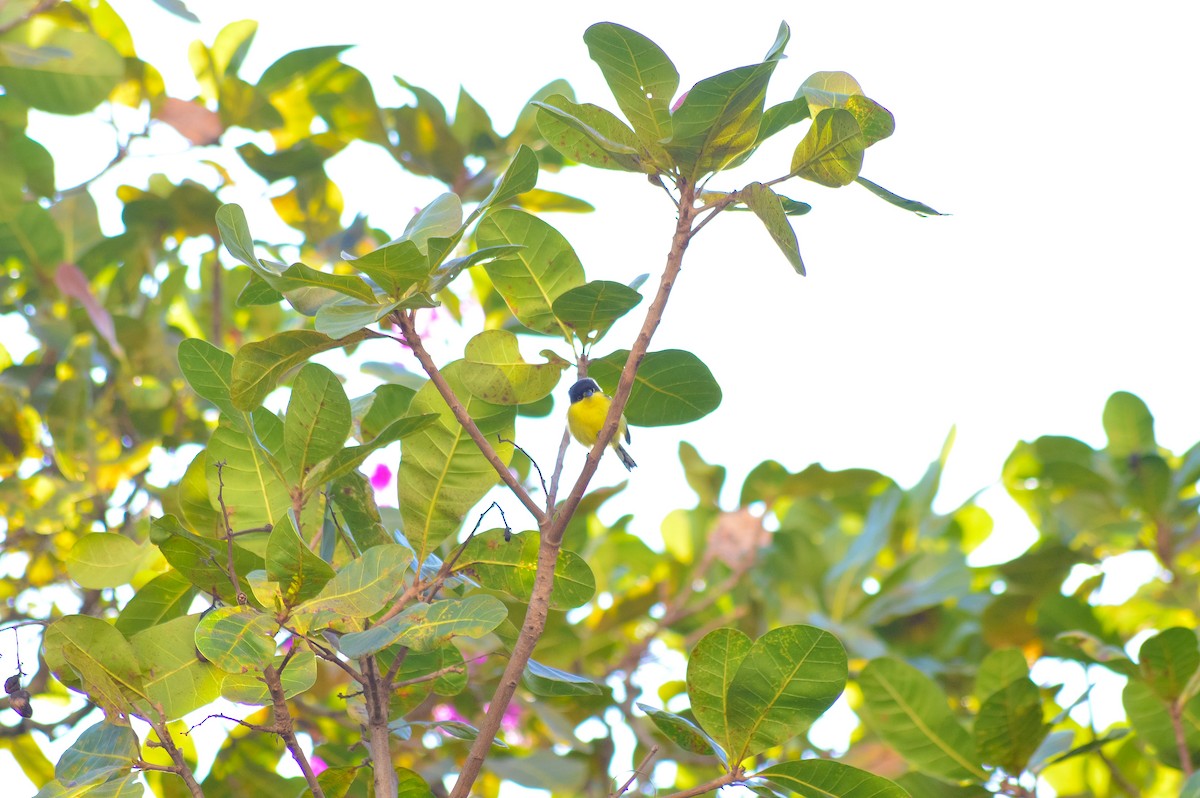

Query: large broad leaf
(55, 721), (139, 788)
(284, 362), (351, 476)
(130, 615), (223, 720)
(974, 677), (1048, 774)
(205, 410), (290, 529)
(398, 361), (515, 561)
(474, 144), (539, 216)
(344, 238), (429, 297)
(178, 338), (238, 418)
(856, 177), (946, 216)
(797, 71), (862, 117)
(724, 625), (847, 762)
(524, 660), (603, 698)
(0, 21), (124, 114)
(551, 280), (643, 345)
(859, 657), (986, 782)
(460, 330), (570, 405)
(114, 570), (196, 637)
(291, 544), (410, 634)
(476, 209), (585, 337)
(42, 616), (144, 714)
(975, 648), (1030, 703)
(151, 515), (265, 610)
(740, 182), (803, 275)
(1103, 390), (1156, 457)
(687, 627), (752, 756)
(582, 22), (677, 148)
(1140, 627), (1200, 702)
(791, 108), (865, 187)
(636, 704), (718, 757)
(455, 529), (595, 610)
(222, 649), (317, 705)
(314, 298), (402, 339)
(338, 594), (508, 657)
(395, 192), (463, 254)
(230, 329), (371, 410)
(194, 606), (277, 674)
(266, 510), (336, 605)
(589, 349), (722, 426)
(66, 533), (145, 589)
(534, 94), (655, 173)
(667, 24), (788, 177)
(1123, 679), (1200, 770)
(756, 760), (908, 798)
(307, 413), (439, 489)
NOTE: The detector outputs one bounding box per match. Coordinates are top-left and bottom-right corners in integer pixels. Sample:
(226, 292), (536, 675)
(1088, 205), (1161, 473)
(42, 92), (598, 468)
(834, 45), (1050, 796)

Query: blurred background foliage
(0, 2), (1198, 798)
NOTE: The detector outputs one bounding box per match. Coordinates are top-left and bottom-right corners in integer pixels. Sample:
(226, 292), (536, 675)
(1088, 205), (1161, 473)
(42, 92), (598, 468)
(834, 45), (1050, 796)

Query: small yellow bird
(567, 377), (637, 471)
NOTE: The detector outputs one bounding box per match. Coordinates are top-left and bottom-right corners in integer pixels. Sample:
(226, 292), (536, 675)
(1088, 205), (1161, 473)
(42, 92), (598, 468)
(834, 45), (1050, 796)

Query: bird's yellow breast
(567, 393), (610, 447)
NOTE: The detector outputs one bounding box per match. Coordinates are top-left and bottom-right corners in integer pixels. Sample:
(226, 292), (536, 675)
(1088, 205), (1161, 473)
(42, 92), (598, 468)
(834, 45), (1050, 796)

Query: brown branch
(214, 460), (248, 605)
(393, 663), (466, 691)
(264, 664), (325, 798)
(659, 769), (741, 798)
(394, 310), (546, 523)
(449, 178), (702, 798)
(545, 427), (572, 512)
(612, 744), (659, 797)
(1170, 699), (1195, 776)
(147, 717), (204, 798)
(185, 712), (273, 736)
(362, 656), (396, 797)
(301, 636), (363, 684)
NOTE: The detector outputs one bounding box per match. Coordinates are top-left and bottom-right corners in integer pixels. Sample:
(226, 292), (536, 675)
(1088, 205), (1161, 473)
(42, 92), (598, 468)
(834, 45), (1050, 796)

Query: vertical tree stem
(362, 656), (397, 798)
(264, 664), (325, 798)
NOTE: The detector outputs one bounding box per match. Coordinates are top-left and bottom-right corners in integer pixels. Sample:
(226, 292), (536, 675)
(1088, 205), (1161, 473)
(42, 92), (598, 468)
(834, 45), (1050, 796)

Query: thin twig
(185, 712), (274, 736)
(612, 744), (659, 797)
(393, 664), (466, 690)
(1097, 750), (1141, 797)
(214, 460), (248, 605)
(449, 178), (702, 798)
(659, 769), (741, 798)
(394, 310), (546, 523)
(499, 434), (547, 497)
(147, 717), (204, 797)
(545, 427), (572, 512)
(1170, 699), (1195, 776)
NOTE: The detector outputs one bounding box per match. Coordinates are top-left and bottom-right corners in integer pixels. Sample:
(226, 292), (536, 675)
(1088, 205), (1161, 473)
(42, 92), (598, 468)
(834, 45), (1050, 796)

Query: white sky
(8, 1), (1200, 795)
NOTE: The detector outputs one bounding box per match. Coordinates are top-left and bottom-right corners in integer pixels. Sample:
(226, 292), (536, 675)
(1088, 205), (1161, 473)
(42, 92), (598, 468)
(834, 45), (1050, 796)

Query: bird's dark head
(568, 378), (601, 404)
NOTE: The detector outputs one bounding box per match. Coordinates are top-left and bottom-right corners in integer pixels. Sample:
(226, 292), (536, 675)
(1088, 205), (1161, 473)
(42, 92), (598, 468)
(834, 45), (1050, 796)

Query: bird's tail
(613, 443), (637, 471)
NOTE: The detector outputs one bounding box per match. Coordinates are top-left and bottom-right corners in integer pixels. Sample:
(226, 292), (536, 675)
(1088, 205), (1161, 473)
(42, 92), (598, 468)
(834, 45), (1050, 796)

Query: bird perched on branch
(566, 377), (637, 471)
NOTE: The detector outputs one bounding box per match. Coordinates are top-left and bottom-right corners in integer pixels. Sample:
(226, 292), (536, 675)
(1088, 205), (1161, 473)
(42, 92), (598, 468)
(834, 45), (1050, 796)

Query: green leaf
(974, 677), (1048, 774)
(534, 94), (651, 173)
(790, 108), (865, 187)
(589, 349), (722, 426)
(460, 330), (570, 405)
(0, 23), (124, 114)
(740, 182), (804, 275)
(206, 417), (290, 529)
(844, 94), (895, 146)
(114, 570), (197, 637)
(728, 96), (810, 169)
(636, 703), (718, 756)
(856, 177), (946, 216)
(178, 450), (220, 537)
(360, 383), (417, 440)
(266, 510), (336, 605)
(194, 606), (277, 673)
(687, 627), (752, 756)
(456, 529), (596, 610)
(43, 616), (143, 713)
(292, 544), (410, 633)
(215, 203), (259, 269)
(178, 338), (237, 418)
(399, 362), (515, 561)
(284, 362), (351, 475)
(476, 144), (539, 214)
(975, 648), (1030, 703)
(582, 22), (678, 147)
(1184, 772), (1200, 798)
(757, 760), (909, 798)
(55, 721), (138, 788)
(859, 657), (986, 782)
(66, 533), (144, 590)
(725, 625), (847, 761)
(679, 442), (726, 508)
(151, 516), (266, 610)
(273, 261), (379, 312)
(344, 238), (429, 297)
(230, 329), (371, 410)
(308, 413), (439, 488)
(477, 209), (585, 337)
(511, 189), (594, 214)
(524, 660), (604, 698)
(668, 27), (788, 177)
(1103, 390), (1156, 457)
(222, 649), (317, 705)
(1123, 679), (1200, 769)
(314, 298), (402, 339)
(427, 244), (524, 294)
(338, 594), (508, 657)
(1140, 627), (1200, 702)
(397, 192), (462, 254)
(131, 615), (223, 720)
(797, 71), (863, 117)
(551, 280), (643, 344)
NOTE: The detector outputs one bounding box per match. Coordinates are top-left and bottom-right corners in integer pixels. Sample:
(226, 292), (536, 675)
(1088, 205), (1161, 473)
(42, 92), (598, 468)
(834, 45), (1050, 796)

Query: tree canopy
(1, 3), (1198, 798)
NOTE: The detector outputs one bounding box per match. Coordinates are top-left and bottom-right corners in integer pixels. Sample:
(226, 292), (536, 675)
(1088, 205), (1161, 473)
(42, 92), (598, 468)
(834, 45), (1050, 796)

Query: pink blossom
(433, 704), (467, 723)
(370, 463), (392, 491)
(310, 755), (327, 776)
